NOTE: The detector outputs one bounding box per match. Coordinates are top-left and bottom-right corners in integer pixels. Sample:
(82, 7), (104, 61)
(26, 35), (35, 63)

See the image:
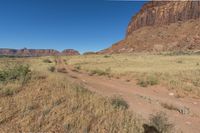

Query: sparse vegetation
(48, 66), (55, 72)
(74, 65), (81, 70)
(65, 54), (200, 97)
(0, 54), (199, 132)
(104, 55), (111, 58)
(89, 67), (111, 76)
(0, 88), (15, 96)
(111, 96), (129, 109)
(57, 67), (68, 73)
(0, 61), (143, 132)
(72, 65), (81, 72)
(148, 112), (174, 133)
(43, 59), (52, 63)
(161, 103), (190, 115)
(137, 75), (159, 87)
(160, 103), (180, 112)
(0, 64), (31, 84)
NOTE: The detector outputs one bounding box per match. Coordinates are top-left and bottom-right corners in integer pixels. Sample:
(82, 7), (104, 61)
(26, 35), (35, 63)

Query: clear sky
(0, 0), (147, 53)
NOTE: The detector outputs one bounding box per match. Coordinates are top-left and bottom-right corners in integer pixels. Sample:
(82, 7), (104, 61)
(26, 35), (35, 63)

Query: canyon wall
(101, 1), (200, 54)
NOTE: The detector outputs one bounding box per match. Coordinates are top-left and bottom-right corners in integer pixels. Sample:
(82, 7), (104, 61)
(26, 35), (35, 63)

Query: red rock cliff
(127, 1), (200, 36)
(101, 1), (200, 54)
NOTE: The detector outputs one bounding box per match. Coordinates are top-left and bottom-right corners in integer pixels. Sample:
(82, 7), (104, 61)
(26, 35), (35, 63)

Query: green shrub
(89, 68), (111, 76)
(0, 88), (15, 96)
(43, 59), (52, 63)
(104, 55), (111, 58)
(48, 66), (55, 72)
(72, 65), (81, 72)
(0, 64), (31, 84)
(176, 60), (183, 64)
(111, 96), (129, 109)
(149, 112), (174, 133)
(137, 75), (159, 87)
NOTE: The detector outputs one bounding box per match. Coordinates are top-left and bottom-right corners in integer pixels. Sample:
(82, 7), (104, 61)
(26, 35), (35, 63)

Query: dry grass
(0, 57), (143, 133)
(64, 53), (200, 97)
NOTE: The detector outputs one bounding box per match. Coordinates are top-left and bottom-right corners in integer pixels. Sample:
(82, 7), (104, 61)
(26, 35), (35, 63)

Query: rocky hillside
(101, 1), (200, 53)
(0, 48), (80, 56)
(62, 49), (80, 56)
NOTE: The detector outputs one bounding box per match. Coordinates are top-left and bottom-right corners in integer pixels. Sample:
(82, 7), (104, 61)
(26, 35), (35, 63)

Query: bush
(176, 60), (183, 64)
(148, 112), (174, 133)
(0, 88), (15, 96)
(72, 65), (81, 72)
(111, 96), (129, 109)
(57, 68), (68, 73)
(74, 65), (81, 70)
(104, 55), (111, 58)
(48, 66), (55, 72)
(43, 59), (52, 63)
(89, 68), (111, 76)
(0, 64), (31, 84)
(137, 75), (159, 87)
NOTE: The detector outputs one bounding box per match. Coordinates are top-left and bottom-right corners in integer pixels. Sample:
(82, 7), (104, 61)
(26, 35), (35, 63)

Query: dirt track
(57, 59), (200, 133)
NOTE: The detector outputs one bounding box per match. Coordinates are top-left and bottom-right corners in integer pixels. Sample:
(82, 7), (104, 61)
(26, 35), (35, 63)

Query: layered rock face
(127, 1), (200, 36)
(0, 48), (80, 56)
(61, 49), (80, 56)
(101, 1), (200, 54)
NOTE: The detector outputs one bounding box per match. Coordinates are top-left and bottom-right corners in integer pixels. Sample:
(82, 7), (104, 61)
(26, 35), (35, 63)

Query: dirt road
(57, 59), (200, 133)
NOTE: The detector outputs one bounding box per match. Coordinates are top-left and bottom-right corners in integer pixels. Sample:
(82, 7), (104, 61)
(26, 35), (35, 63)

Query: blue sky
(0, 0), (147, 53)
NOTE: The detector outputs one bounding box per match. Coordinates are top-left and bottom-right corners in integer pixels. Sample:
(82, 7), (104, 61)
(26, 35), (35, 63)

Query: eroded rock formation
(101, 1), (200, 54)
(0, 48), (80, 56)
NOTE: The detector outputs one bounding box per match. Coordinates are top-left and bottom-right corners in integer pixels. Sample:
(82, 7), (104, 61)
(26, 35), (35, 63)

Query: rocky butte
(101, 1), (200, 54)
(0, 48), (80, 56)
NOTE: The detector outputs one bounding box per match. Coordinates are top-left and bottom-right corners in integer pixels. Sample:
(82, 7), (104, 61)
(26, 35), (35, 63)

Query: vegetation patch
(72, 65), (81, 72)
(137, 75), (159, 87)
(48, 66), (55, 72)
(43, 59), (52, 63)
(144, 112), (174, 133)
(104, 55), (111, 58)
(111, 96), (129, 109)
(0, 88), (15, 96)
(161, 103), (190, 115)
(89, 67), (111, 76)
(160, 103), (180, 112)
(0, 64), (31, 84)
(57, 67), (68, 73)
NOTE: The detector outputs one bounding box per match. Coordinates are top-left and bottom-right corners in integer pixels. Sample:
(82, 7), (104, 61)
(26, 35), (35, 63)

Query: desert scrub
(89, 67), (111, 76)
(0, 88), (15, 96)
(57, 67), (68, 73)
(137, 75), (159, 87)
(0, 72), (143, 133)
(111, 96), (129, 109)
(72, 65), (81, 72)
(147, 112), (174, 133)
(74, 65), (81, 70)
(43, 58), (52, 63)
(104, 55), (111, 58)
(48, 66), (55, 72)
(0, 64), (31, 84)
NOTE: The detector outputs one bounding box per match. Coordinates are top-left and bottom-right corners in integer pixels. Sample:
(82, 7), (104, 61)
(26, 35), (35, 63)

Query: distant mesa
(101, 1), (200, 54)
(0, 48), (80, 56)
(83, 51), (97, 55)
(62, 49), (80, 56)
